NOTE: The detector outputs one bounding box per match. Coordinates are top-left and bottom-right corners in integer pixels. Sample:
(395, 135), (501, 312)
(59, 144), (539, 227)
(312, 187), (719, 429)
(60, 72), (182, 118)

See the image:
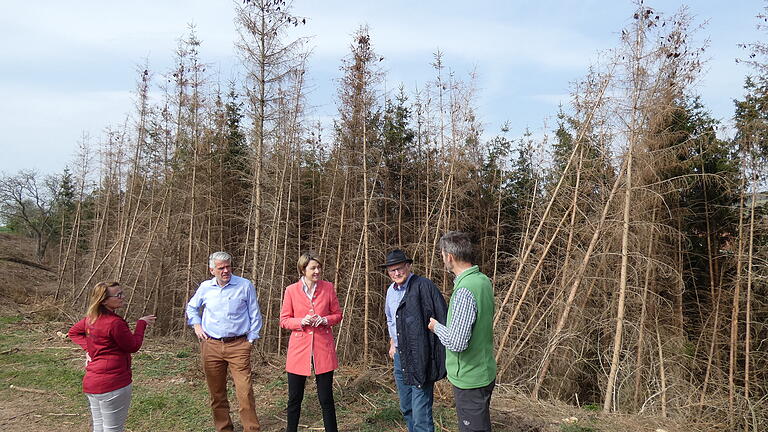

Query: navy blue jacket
(394, 274), (448, 387)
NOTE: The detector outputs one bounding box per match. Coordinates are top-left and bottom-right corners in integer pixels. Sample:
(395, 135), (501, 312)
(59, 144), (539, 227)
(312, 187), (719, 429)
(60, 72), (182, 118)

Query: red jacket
(68, 311), (147, 394)
(279, 279), (343, 376)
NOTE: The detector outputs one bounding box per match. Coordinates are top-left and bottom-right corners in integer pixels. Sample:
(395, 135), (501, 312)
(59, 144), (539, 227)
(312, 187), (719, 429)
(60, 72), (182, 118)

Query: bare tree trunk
(633, 210), (656, 408)
(491, 169), (502, 286)
(184, 146), (199, 307)
(729, 168), (747, 427)
(333, 172), (349, 290)
(362, 112), (371, 364)
(655, 315), (668, 417)
(743, 168), (758, 424)
(602, 140), (632, 413)
(318, 153), (340, 260)
(699, 168), (730, 410)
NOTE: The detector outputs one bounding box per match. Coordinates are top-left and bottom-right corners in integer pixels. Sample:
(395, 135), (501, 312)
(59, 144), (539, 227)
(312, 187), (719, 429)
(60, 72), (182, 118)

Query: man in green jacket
(428, 231), (496, 432)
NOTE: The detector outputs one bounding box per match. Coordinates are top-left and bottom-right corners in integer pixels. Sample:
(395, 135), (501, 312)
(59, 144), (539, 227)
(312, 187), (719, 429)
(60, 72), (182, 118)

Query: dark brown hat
(380, 249), (414, 267)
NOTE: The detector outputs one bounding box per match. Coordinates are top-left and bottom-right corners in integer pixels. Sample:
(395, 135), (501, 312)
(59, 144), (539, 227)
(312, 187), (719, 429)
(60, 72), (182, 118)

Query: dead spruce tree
(331, 26), (384, 364)
(493, 6), (721, 422)
(235, 0), (308, 351)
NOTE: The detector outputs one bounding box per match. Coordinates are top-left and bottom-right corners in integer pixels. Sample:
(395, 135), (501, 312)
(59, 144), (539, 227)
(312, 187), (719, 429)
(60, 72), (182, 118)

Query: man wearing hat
(383, 249), (448, 432)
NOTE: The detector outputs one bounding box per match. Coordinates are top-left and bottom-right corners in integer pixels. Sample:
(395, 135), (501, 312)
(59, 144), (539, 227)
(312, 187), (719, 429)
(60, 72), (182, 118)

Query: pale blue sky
(1, 1), (764, 175)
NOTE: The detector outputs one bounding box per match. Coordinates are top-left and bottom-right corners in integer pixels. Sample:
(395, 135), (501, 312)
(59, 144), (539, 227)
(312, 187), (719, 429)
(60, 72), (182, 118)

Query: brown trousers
(201, 338), (260, 432)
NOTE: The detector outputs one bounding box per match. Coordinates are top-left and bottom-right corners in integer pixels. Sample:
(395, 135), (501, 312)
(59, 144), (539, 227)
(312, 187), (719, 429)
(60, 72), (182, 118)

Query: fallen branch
(0, 256), (53, 272)
(2, 410), (35, 423)
(0, 409), (36, 422)
(359, 392), (377, 409)
(9, 384), (47, 394)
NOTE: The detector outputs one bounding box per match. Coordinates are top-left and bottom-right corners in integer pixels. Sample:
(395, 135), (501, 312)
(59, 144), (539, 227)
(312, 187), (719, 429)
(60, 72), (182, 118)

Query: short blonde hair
(86, 281), (120, 324)
(297, 252), (321, 276)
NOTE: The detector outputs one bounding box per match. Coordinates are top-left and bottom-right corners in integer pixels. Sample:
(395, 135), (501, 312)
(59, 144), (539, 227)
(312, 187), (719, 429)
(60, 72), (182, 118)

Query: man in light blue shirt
(186, 251), (263, 432)
(384, 249), (447, 432)
(385, 273), (409, 353)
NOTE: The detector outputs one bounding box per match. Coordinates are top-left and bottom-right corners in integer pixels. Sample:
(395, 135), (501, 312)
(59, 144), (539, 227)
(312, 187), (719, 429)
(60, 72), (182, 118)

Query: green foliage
(735, 75), (768, 161)
(0, 336), (83, 401)
(56, 167), (77, 215)
(360, 395), (403, 432)
(682, 342), (696, 358)
(365, 404), (402, 423)
(133, 351), (190, 378)
(381, 89), (416, 182)
(475, 126), (518, 255)
(128, 386), (212, 431)
(546, 109), (614, 205)
(378, 88), (419, 225)
(263, 374), (287, 390)
(581, 403), (600, 411)
(0, 315), (24, 325)
(501, 129), (541, 235)
(560, 424), (600, 432)
(670, 98), (740, 335)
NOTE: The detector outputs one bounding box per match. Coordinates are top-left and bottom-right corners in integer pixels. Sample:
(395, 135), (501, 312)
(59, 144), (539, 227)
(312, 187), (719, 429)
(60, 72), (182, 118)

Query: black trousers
(286, 371), (338, 432)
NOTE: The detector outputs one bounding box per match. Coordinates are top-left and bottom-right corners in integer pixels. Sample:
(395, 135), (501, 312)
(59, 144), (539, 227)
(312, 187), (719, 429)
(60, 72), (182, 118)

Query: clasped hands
(300, 313), (327, 327)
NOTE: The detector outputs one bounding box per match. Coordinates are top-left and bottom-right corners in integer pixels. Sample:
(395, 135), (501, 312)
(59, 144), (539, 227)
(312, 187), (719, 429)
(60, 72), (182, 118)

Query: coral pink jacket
(279, 279), (343, 376)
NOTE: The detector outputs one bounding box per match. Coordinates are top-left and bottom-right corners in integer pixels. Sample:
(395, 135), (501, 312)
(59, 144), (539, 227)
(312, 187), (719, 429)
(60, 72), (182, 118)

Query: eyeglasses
(107, 292), (125, 299)
(387, 265), (408, 275)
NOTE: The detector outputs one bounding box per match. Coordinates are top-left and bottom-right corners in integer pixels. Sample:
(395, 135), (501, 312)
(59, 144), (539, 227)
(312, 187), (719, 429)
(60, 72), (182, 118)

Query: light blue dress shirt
(186, 274), (263, 342)
(384, 273), (413, 348)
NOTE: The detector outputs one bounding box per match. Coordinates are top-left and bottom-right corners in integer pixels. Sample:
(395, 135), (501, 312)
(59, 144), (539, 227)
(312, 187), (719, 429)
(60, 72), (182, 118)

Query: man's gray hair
(208, 251), (232, 268)
(438, 231), (475, 263)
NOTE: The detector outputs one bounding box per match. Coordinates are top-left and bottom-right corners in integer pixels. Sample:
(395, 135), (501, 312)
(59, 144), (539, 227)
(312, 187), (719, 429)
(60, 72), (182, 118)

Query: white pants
(85, 383), (132, 432)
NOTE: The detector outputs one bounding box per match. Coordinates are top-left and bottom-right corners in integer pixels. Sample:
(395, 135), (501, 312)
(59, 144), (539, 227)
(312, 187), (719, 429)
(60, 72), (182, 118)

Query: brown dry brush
(493, 4), (765, 426)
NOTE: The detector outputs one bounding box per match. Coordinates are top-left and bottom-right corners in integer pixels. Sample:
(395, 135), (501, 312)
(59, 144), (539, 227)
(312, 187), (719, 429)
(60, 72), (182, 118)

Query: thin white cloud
(302, 8), (602, 71)
(0, 86), (133, 173)
(1, 0), (238, 63)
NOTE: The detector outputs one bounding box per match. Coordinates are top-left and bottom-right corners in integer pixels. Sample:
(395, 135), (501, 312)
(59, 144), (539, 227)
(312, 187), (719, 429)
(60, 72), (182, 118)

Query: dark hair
(438, 231), (474, 263)
(297, 252), (321, 276)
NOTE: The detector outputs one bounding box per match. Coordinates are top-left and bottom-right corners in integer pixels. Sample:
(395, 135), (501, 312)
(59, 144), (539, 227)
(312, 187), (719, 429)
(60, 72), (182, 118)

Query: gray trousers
(86, 383), (132, 432)
(453, 380), (495, 432)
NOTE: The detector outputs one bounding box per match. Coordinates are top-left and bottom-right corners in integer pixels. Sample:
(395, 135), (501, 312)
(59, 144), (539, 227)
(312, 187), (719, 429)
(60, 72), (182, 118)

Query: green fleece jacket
(445, 265), (497, 389)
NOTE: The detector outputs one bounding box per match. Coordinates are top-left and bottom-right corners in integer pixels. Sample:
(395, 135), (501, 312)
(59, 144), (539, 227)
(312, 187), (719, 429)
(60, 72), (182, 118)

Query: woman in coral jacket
(68, 281), (155, 432)
(279, 252), (343, 432)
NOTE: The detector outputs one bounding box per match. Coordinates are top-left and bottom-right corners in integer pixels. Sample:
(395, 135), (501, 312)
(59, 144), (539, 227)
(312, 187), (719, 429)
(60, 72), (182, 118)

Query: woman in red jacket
(279, 252), (343, 432)
(68, 281), (155, 432)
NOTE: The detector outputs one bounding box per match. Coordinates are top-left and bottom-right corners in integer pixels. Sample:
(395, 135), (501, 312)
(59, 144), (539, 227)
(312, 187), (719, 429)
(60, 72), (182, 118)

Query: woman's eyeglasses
(107, 292), (125, 299)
